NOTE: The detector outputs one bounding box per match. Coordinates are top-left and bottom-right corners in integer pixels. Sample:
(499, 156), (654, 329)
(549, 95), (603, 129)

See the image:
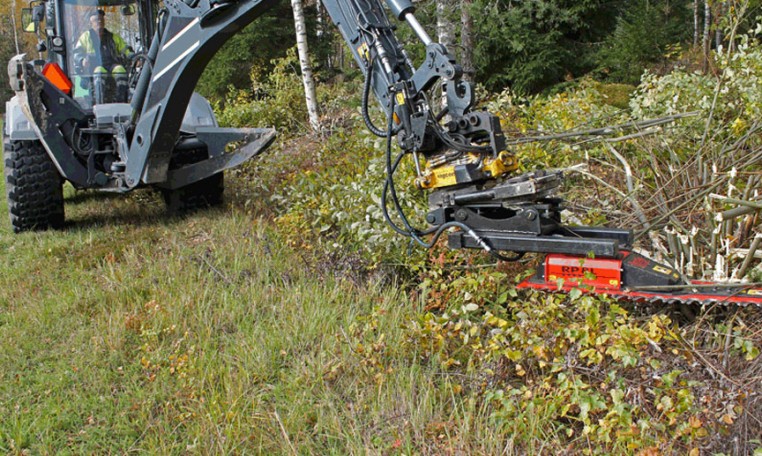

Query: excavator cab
(21, 0), (155, 107)
(64, 1), (141, 105)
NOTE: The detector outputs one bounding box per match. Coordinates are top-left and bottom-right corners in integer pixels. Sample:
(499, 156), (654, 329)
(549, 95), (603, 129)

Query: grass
(0, 134), (493, 454)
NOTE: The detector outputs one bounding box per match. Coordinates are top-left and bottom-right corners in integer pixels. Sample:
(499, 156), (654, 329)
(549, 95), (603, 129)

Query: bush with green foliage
(214, 29), (762, 451)
(632, 29), (762, 134)
(196, 1), (334, 103)
(486, 81), (625, 171)
(222, 51), (428, 267)
(216, 48), (313, 131)
(0, 16), (17, 107)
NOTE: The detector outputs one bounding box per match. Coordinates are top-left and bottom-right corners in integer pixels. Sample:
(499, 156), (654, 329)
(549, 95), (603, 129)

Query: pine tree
(471, 0), (622, 93)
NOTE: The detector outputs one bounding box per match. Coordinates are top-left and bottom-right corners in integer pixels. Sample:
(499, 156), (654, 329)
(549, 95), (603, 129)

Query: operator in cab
(74, 9), (133, 104)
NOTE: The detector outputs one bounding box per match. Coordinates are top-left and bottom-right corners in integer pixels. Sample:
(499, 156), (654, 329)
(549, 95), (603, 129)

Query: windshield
(62, 0), (142, 99)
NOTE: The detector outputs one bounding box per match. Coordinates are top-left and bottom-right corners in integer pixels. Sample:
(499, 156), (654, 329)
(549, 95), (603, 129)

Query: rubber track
(4, 140), (64, 232)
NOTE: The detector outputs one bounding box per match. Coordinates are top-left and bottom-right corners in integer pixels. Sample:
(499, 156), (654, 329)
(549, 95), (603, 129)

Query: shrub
(217, 48), (312, 132)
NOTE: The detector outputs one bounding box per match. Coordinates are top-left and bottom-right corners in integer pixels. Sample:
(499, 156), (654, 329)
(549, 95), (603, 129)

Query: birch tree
(460, 0), (474, 82)
(291, 0), (320, 132)
(715, 1), (724, 49)
(703, 0), (711, 70)
(436, 0), (454, 49)
(436, 0), (454, 111)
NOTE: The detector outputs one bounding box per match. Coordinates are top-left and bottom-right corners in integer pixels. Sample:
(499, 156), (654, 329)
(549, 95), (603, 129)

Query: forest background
(0, 0), (754, 107)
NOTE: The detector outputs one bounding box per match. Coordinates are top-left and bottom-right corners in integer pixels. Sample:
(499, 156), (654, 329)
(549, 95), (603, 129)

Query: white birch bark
(460, 0), (473, 82)
(291, 0), (320, 132)
(436, 0), (453, 112)
(703, 0), (711, 70)
(436, 0), (454, 49)
(11, 0), (20, 54)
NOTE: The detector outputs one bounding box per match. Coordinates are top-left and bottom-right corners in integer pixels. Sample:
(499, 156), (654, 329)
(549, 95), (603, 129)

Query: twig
(700, 78), (724, 151)
(603, 128), (662, 143)
(721, 205), (758, 221)
(710, 195), (762, 211)
(731, 247), (762, 260)
(196, 254), (233, 285)
(723, 315), (737, 370)
(564, 165), (650, 227)
(604, 143), (634, 195)
(677, 335), (742, 387)
(274, 409), (297, 456)
(635, 180), (724, 238)
(505, 112), (699, 146)
(737, 234), (762, 279)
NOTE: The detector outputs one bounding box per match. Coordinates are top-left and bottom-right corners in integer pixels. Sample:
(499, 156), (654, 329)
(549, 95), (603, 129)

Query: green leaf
(569, 288), (582, 301)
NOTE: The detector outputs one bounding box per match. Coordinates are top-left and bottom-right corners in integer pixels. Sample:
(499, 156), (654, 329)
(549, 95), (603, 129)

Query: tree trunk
(436, 0), (453, 111)
(11, 0), (20, 54)
(291, 0), (320, 132)
(316, 0), (324, 40)
(460, 0), (474, 82)
(715, 1), (724, 49)
(436, 0), (454, 49)
(702, 0), (711, 71)
(693, 0), (699, 47)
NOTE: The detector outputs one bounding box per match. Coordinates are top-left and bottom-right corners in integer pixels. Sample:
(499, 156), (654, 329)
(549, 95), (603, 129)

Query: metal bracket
(449, 226), (633, 258)
(160, 128), (276, 189)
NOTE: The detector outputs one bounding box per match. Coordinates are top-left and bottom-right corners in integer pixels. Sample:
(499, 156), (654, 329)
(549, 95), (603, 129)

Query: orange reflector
(42, 63), (72, 95)
(393, 112), (401, 125)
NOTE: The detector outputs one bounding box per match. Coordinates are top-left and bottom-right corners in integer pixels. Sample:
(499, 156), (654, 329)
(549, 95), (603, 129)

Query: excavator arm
(317, 0), (628, 258)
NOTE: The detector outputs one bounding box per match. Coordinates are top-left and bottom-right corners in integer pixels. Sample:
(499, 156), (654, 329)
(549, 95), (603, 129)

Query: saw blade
(517, 279), (762, 307)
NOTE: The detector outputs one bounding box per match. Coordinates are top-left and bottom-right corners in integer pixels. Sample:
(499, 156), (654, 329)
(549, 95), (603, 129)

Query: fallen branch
(505, 112), (700, 146)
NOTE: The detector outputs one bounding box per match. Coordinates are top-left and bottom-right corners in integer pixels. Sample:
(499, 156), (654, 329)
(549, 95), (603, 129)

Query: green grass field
(0, 133), (497, 454)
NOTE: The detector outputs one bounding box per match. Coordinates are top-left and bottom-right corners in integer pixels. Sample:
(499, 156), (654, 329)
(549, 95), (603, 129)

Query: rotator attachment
(427, 169), (633, 259)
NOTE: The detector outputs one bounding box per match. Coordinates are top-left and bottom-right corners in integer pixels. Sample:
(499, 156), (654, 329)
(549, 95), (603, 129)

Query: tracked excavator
(5, 0), (762, 306)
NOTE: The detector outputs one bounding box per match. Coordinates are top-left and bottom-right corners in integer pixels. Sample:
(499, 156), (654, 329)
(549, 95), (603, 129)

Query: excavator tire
(4, 139), (65, 233)
(160, 147), (224, 214)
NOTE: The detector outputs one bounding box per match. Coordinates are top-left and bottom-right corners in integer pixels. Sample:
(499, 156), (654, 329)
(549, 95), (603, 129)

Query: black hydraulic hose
(363, 57), (388, 137)
(383, 94), (430, 246)
(381, 150), (416, 236)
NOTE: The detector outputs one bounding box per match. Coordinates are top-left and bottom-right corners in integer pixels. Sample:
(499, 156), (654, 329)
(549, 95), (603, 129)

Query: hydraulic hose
(363, 57), (388, 137)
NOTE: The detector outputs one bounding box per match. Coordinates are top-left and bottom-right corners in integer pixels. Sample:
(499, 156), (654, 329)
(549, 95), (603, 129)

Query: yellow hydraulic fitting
(416, 166), (457, 189)
(482, 151), (518, 178)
